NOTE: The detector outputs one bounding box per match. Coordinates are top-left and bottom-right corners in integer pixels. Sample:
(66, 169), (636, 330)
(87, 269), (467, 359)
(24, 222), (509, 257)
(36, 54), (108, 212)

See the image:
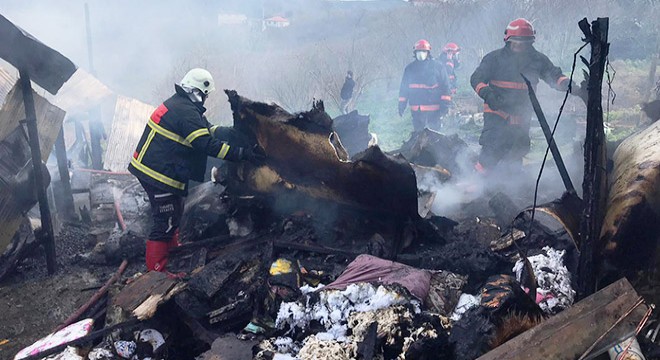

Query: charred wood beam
(170, 233), (266, 258)
(19, 69), (57, 274)
(577, 18), (609, 299)
(176, 304), (220, 346)
(521, 74), (575, 194)
(273, 240), (358, 258)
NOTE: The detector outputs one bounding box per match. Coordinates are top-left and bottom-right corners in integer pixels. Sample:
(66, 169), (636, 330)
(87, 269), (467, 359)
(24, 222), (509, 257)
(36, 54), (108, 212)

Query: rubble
(1, 16), (659, 359)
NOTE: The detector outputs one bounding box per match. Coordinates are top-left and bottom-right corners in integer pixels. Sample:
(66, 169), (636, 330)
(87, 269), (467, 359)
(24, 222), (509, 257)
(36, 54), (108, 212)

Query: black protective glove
(398, 102), (406, 117)
(238, 144), (266, 163)
(480, 86), (504, 111)
(571, 80), (588, 104)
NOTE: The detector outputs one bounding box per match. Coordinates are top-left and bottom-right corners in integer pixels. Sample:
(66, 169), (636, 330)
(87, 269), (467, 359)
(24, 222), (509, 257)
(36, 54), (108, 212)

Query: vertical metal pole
(19, 69), (57, 274)
(85, 2), (103, 170)
(55, 127), (76, 220)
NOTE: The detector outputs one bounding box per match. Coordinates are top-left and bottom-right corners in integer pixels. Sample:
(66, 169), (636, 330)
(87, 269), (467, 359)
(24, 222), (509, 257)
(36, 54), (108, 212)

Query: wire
(526, 42), (588, 239)
(605, 58), (617, 124)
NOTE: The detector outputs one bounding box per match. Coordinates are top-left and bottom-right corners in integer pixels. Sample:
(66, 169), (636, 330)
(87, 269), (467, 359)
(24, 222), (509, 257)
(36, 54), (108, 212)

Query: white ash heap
(258, 282), (427, 359)
(513, 246), (575, 314)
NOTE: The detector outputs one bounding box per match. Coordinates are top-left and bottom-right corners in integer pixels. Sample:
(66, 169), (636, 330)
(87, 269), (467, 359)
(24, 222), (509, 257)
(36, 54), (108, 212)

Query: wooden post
(54, 127), (76, 220)
(19, 69), (57, 274)
(577, 18), (610, 299)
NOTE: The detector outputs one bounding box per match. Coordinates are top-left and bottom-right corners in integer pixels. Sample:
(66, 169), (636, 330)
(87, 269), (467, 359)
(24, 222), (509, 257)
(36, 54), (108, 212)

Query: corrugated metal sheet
(0, 66), (17, 105)
(48, 68), (114, 116)
(0, 82), (66, 253)
(104, 95), (155, 172)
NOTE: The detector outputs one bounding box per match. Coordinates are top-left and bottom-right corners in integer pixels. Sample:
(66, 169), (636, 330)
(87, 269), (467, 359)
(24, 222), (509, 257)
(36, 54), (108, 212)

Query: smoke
(0, 0), (655, 207)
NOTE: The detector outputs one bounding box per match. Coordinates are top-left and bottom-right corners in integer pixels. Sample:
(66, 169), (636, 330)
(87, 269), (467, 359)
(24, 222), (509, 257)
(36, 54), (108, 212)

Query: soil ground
(0, 224), (142, 358)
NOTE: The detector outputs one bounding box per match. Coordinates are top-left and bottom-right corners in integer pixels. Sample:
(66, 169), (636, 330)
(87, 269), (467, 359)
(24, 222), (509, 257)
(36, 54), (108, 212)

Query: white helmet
(180, 68), (215, 95)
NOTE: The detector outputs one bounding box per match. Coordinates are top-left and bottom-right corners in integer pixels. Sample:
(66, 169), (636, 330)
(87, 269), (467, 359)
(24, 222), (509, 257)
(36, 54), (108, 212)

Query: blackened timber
(54, 127), (76, 220)
(273, 240), (358, 258)
(521, 74), (575, 193)
(19, 69), (57, 274)
(578, 18), (610, 299)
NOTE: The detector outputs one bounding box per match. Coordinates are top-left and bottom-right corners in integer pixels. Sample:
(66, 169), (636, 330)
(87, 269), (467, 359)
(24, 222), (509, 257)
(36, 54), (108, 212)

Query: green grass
(356, 82), (413, 152)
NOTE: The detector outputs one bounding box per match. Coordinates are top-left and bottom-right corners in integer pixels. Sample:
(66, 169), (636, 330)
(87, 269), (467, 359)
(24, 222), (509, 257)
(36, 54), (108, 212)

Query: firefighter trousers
(139, 180), (184, 242)
(478, 112), (531, 171)
(411, 110), (443, 132)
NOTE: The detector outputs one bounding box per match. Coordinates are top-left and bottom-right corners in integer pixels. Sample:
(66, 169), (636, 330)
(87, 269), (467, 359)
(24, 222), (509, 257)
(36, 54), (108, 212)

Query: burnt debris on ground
(1, 14), (660, 360)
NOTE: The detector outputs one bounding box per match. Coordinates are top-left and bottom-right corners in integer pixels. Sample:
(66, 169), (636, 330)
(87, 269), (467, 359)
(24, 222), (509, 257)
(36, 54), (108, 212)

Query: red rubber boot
(145, 240), (170, 272)
(168, 229), (181, 249)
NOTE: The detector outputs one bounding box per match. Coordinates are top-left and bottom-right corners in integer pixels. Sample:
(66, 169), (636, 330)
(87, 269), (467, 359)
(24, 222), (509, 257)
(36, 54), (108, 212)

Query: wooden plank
(112, 271), (177, 312)
(477, 278), (648, 360)
(0, 82), (65, 255)
(104, 95), (155, 172)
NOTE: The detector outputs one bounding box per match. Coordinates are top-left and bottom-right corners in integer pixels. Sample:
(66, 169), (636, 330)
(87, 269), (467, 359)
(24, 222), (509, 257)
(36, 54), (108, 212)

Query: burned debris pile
(7, 89), (660, 360)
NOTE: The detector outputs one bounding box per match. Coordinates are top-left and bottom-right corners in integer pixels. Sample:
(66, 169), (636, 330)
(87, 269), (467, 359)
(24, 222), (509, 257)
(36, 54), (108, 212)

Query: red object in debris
(146, 240), (170, 272)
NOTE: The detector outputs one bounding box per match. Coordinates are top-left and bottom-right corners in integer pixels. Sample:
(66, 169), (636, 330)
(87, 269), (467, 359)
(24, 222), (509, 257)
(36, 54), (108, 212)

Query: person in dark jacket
(340, 70), (355, 114)
(399, 39), (452, 132)
(439, 42), (461, 95)
(471, 18), (584, 174)
(128, 68), (262, 276)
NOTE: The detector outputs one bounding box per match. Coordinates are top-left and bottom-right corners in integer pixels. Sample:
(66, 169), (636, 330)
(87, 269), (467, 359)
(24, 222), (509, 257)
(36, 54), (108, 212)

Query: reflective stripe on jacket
(128, 85), (240, 195)
(470, 45), (570, 119)
(399, 58), (451, 112)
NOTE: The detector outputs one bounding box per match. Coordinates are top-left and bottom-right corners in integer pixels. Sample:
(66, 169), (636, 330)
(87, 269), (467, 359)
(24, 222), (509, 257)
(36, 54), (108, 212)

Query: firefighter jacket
(399, 58), (451, 113)
(471, 45), (570, 122)
(438, 52), (460, 94)
(128, 85), (241, 196)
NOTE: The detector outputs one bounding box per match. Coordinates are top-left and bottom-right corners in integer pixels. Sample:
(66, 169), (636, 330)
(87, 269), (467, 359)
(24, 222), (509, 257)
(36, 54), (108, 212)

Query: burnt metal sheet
(0, 14), (76, 95)
(104, 96), (155, 172)
(600, 119), (660, 268)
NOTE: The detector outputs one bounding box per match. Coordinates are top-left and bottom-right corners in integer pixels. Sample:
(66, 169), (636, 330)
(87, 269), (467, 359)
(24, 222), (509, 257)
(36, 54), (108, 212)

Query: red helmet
(443, 42), (460, 53)
(504, 18), (535, 41)
(414, 39), (432, 51)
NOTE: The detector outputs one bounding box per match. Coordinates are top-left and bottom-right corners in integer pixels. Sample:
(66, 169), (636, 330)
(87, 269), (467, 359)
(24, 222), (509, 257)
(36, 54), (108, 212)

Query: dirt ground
(0, 224), (142, 358)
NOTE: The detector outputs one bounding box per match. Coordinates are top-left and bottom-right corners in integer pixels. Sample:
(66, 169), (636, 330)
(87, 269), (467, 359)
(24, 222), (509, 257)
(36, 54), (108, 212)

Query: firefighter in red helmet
(399, 39), (452, 132)
(439, 42), (461, 95)
(471, 18), (585, 175)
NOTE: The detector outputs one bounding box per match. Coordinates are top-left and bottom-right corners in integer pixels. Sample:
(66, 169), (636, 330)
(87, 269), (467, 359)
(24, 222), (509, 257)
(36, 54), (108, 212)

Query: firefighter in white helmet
(128, 68), (263, 277)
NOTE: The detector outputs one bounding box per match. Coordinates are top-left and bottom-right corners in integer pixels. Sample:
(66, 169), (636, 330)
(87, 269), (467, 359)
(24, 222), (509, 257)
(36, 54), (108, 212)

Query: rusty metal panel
(104, 96), (155, 172)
